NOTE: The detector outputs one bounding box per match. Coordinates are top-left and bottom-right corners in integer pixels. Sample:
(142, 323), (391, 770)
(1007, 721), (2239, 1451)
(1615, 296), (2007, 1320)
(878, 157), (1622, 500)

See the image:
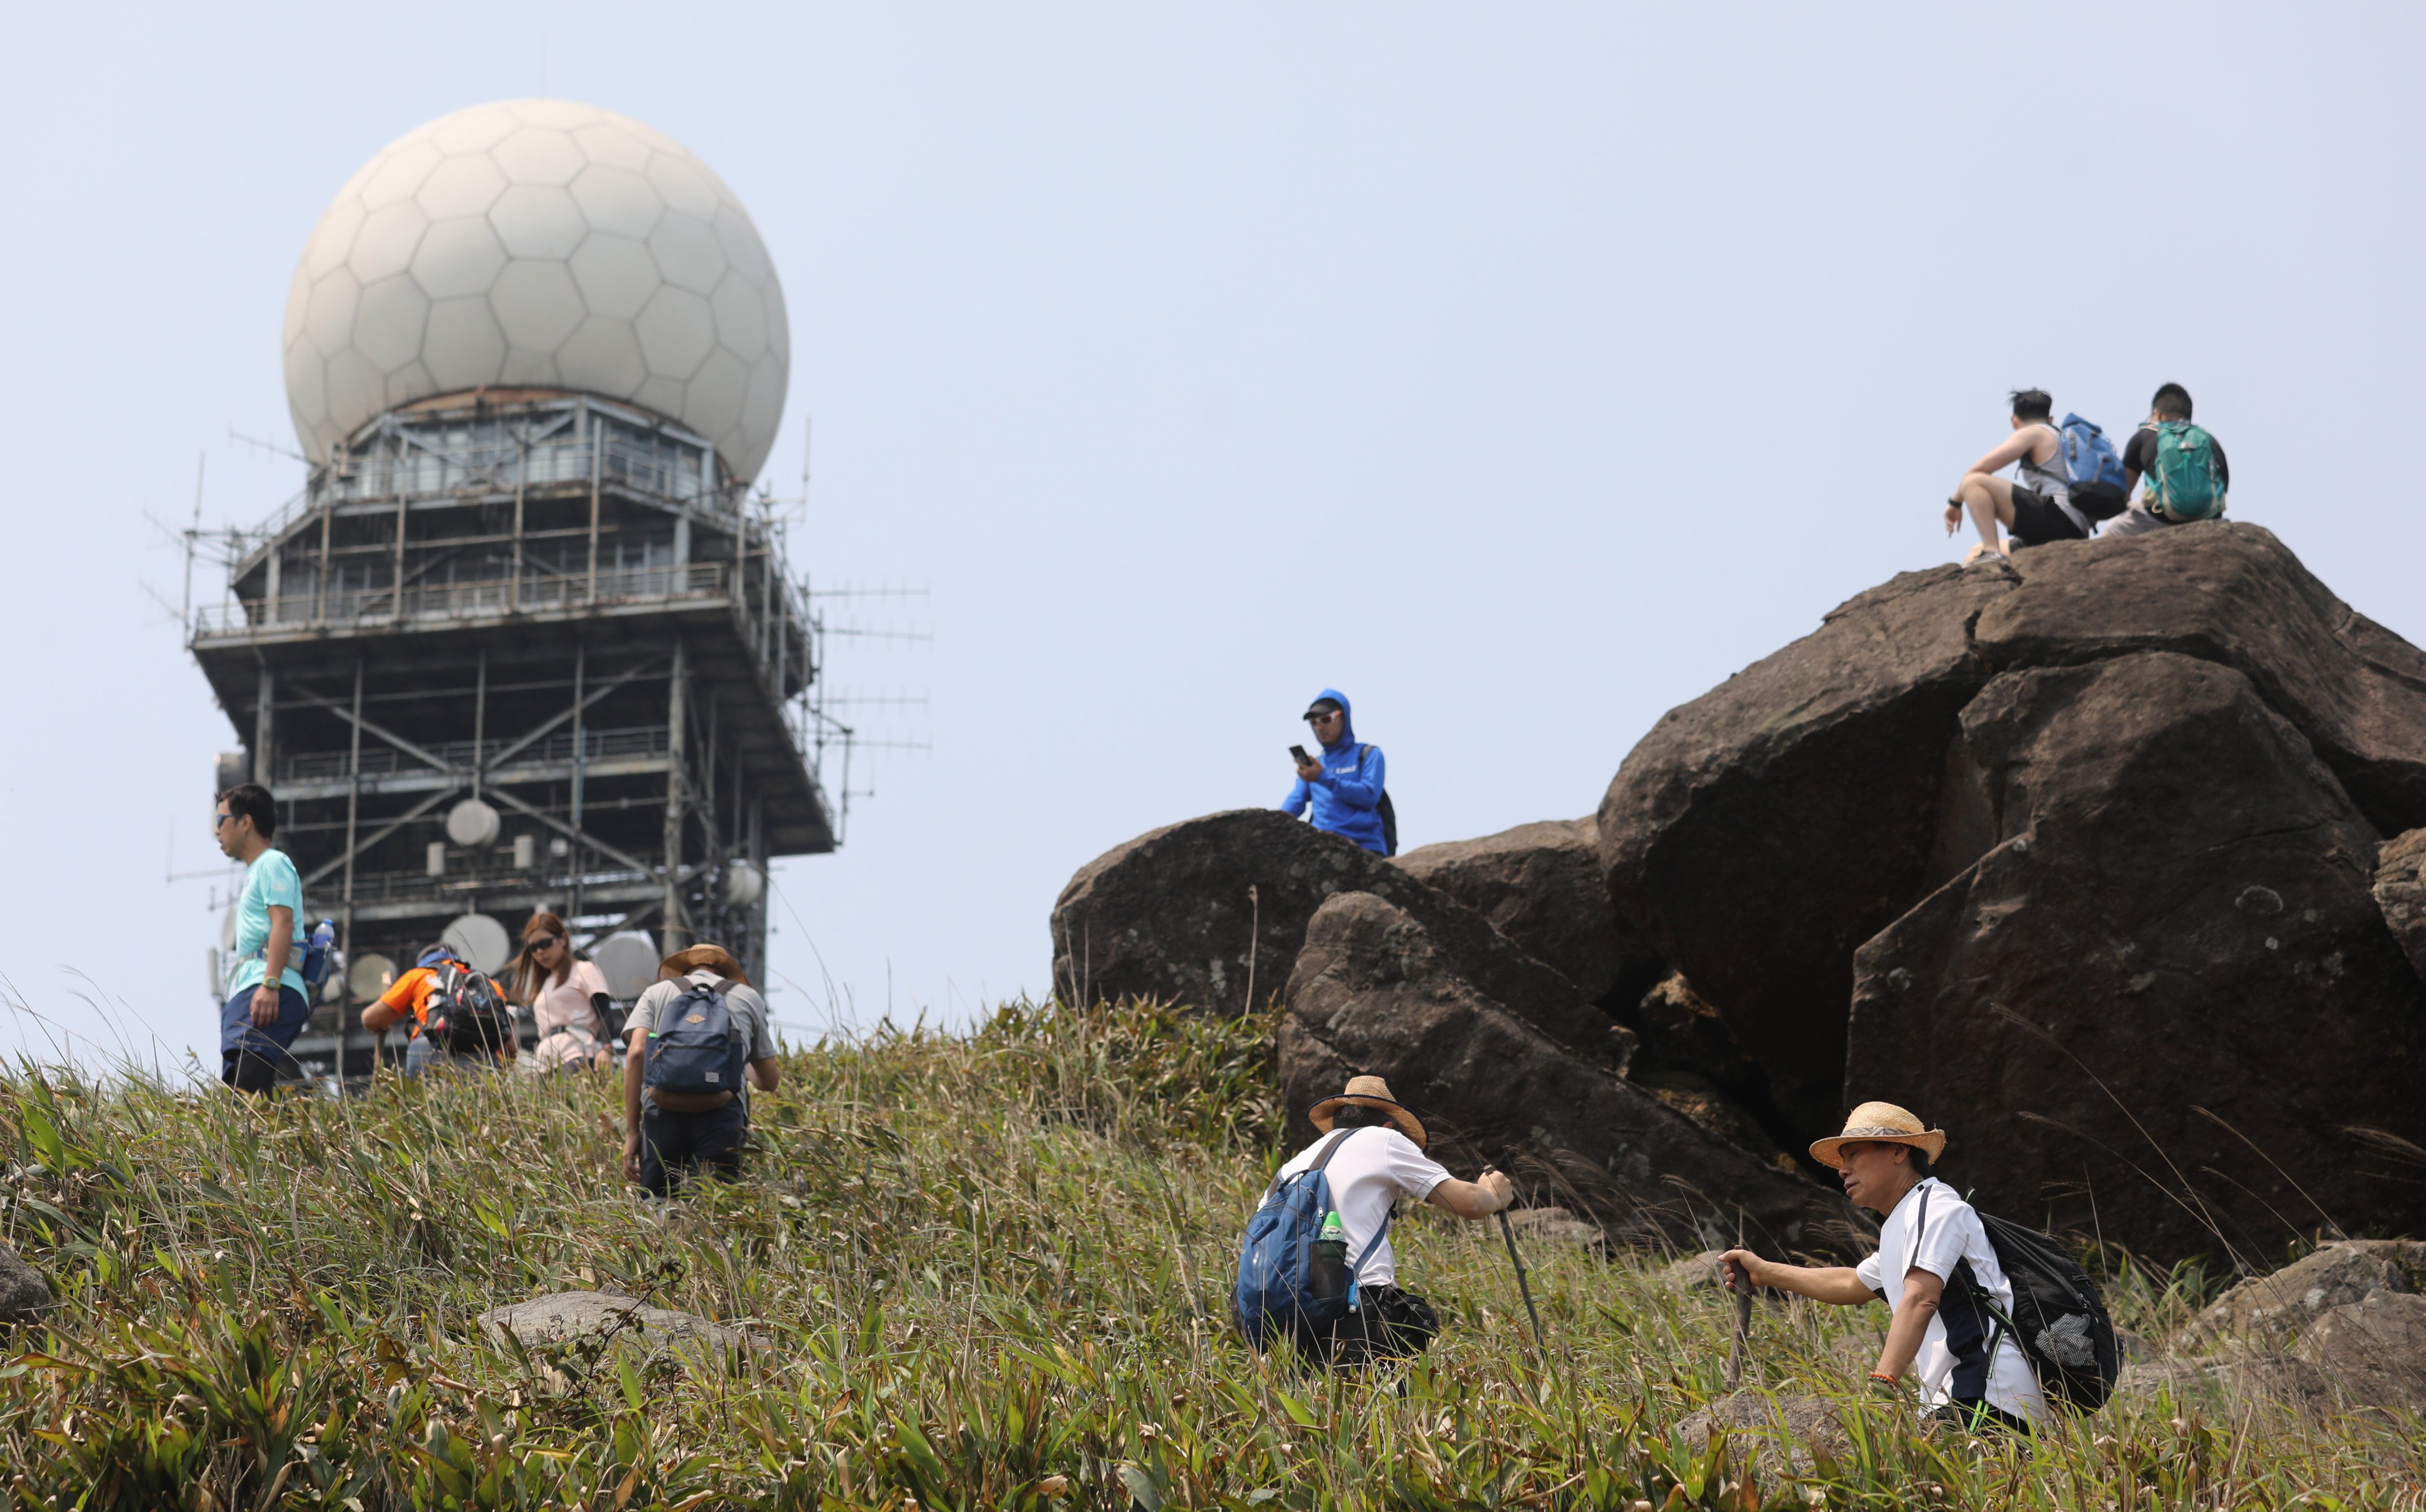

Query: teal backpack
(2143, 420), (2226, 522)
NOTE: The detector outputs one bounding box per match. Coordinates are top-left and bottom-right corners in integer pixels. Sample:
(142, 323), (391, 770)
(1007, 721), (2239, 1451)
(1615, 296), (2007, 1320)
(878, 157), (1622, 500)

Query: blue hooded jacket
(1281, 687), (1388, 853)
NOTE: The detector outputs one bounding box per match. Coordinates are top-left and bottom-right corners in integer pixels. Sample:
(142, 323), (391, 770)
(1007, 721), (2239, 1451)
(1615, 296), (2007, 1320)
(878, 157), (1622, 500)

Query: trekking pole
(1495, 1210), (1546, 1352)
(1725, 1215), (1751, 1391)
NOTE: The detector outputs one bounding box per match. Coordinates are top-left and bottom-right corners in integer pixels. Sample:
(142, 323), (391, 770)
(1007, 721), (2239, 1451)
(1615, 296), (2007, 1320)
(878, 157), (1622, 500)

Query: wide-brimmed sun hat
(1809, 1100), (1947, 1170)
(1309, 1074), (1427, 1148)
(658, 943), (750, 987)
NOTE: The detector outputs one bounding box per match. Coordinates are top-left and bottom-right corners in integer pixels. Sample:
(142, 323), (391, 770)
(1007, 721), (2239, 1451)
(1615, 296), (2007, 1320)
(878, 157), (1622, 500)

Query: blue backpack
(643, 981), (749, 1099)
(1233, 1128), (1393, 1350)
(2058, 414), (2126, 490)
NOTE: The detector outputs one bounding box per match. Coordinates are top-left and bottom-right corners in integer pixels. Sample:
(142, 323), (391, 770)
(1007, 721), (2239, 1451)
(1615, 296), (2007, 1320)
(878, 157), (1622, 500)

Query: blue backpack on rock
(1233, 1128), (1393, 1350)
(2058, 414), (2126, 489)
(643, 981), (748, 1099)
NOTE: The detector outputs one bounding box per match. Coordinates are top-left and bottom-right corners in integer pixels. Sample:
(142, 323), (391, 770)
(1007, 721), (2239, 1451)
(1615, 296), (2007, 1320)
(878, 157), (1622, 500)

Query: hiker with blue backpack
(2103, 383), (2229, 538)
(1944, 389), (2104, 561)
(621, 943), (779, 1196)
(1283, 690), (1396, 856)
(1233, 1075), (1513, 1369)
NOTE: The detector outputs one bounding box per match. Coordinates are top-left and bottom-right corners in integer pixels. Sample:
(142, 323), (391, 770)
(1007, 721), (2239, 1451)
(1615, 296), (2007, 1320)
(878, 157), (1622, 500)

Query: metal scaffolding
(188, 389), (842, 1080)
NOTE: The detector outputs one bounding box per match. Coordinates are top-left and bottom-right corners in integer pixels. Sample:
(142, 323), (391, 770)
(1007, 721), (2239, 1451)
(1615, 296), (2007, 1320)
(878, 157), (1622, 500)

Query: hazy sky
(5, 3), (2422, 1070)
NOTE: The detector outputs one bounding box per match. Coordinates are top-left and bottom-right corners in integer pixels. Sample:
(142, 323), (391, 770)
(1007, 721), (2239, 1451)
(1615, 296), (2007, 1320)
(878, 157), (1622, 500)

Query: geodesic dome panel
(281, 99), (790, 483)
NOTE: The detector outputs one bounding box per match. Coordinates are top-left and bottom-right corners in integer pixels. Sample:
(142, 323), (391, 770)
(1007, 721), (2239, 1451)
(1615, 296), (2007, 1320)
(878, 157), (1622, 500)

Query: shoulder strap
(1310, 1125), (1361, 1173)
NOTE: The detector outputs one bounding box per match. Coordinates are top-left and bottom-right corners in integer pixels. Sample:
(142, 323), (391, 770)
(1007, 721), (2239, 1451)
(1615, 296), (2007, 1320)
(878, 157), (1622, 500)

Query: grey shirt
(627, 970), (776, 1114)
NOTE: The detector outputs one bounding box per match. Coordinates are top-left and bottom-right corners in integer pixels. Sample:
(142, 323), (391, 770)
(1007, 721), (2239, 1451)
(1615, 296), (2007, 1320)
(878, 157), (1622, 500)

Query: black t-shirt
(2122, 425), (2229, 489)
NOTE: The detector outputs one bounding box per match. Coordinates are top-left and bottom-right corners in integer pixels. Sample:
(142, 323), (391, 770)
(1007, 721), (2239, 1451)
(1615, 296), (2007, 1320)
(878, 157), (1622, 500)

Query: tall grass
(0, 999), (2417, 1509)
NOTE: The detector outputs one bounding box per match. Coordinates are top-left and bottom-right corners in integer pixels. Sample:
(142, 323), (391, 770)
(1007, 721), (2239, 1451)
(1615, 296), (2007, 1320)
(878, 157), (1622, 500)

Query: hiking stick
(1496, 1211), (1545, 1352)
(1725, 1215), (1751, 1390)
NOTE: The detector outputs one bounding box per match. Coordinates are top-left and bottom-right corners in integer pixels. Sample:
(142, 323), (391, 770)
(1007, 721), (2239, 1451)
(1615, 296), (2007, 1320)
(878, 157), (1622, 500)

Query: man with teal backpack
(2106, 383), (2229, 537)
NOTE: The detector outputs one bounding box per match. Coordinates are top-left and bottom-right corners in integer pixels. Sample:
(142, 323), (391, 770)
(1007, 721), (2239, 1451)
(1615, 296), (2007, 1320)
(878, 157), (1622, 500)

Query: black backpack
(1360, 744), (1398, 857)
(1918, 1186), (2119, 1413)
(421, 960), (514, 1054)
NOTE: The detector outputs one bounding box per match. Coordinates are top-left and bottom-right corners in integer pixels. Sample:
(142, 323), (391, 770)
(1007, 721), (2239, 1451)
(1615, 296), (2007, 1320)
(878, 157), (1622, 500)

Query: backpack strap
(1260, 1126), (1357, 1201)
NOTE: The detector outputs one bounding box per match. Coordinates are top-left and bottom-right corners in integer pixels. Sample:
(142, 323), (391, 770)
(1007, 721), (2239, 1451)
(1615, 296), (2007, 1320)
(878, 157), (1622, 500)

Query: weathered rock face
(2184, 1241), (2426, 1351)
(1053, 810), (1619, 1061)
(1393, 818), (1656, 1006)
(1846, 653), (2426, 1263)
(1278, 890), (1851, 1255)
(1597, 564), (2017, 1134)
(2377, 827), (2426, 985)
(2152, 1241), (2426, 1420)
(0, 1241), (50, 1323)
(1673, 1391), (1850, 1480)
(1970, 524), (2426, 836)
(476, 1291), (763, 1359)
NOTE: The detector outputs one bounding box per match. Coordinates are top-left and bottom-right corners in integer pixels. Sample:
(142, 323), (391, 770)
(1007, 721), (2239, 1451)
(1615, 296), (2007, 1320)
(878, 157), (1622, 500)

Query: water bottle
(1309, 1209), (1348, 1304)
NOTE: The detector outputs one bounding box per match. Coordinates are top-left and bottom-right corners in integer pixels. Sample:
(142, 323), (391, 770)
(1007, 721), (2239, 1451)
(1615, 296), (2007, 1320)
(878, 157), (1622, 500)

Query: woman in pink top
(510, 911), (613, 1072)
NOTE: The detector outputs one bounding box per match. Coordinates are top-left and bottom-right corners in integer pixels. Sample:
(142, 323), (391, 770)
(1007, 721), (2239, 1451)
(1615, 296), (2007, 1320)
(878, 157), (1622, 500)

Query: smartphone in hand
(1289, 744), (1312, 765)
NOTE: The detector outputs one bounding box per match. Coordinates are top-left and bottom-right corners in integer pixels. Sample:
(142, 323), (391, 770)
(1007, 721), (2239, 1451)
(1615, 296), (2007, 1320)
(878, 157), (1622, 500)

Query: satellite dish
(446, 798), (502, 849)
(722, 861), (765, 908)
(591, 932), (660, 1001)
(348, 952), (397, 1001)
(440, 913), (512, 974)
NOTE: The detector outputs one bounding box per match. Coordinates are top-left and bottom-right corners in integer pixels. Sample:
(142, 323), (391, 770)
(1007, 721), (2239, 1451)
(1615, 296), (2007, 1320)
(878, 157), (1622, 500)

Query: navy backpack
(642, 980), (749, 1099)
(1233, 1128), (1393, 1349)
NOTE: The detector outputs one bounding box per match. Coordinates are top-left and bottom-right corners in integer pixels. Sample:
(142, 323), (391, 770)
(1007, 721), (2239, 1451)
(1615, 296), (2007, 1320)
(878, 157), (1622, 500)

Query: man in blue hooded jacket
(1283, 689), (1393, 855)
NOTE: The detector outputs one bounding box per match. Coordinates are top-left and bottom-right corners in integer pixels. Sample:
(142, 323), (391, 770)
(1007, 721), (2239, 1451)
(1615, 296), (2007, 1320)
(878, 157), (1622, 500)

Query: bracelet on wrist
(1867, 1370), (1899, 1385)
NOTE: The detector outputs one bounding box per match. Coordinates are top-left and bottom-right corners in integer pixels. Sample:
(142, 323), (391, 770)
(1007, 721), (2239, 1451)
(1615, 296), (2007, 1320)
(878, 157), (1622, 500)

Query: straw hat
(1308, 1075), (1427, 1148)
(1809, 1100), (1947, 1169)
(658, 943), (750, 987)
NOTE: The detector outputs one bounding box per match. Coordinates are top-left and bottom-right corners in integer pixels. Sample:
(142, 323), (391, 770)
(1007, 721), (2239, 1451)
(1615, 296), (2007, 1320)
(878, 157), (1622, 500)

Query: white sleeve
(1380, 1131), (1452, 1202)
(1908, 1193), (1977, 1285)
(1855, 1251), (1885, 1296)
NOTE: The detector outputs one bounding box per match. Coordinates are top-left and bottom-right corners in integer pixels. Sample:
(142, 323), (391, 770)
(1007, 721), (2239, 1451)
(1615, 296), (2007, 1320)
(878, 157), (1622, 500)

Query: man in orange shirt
(361, 946), (519, 1074)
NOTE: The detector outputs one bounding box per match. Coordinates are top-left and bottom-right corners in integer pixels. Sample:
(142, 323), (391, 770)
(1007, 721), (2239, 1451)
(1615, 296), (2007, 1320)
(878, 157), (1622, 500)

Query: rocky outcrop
(1597, 563), (2016, 1134)
(1969, 524), (2426, 836)
(1846, 652), (2426, 1263)
(0, 1242), (49, 1323)
(2183, 1240), (2426, 1350)
(1393, 818), (1656, 1006)
(1052, 809), (1621, 1062)
(1278, 890), (1850, 1254)
(2377, 827), (2426, 985)
(1674, 1391), (1850, 1479)
(477, 1291), (763, 1360)
(2136, 1241), (2426, 1420)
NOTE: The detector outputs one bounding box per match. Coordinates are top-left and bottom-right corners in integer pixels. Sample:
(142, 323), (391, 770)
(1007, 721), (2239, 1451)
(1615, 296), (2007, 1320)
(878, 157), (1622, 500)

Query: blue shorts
(220, 985), (309, 1077)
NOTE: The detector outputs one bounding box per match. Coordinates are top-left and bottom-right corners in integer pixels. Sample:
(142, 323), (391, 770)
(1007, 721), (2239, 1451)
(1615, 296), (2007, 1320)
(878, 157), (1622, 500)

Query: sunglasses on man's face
(212, 811), (235, 829)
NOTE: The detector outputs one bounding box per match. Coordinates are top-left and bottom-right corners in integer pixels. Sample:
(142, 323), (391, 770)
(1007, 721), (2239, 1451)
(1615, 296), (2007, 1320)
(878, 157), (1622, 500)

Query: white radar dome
(281, 99), (790, 483)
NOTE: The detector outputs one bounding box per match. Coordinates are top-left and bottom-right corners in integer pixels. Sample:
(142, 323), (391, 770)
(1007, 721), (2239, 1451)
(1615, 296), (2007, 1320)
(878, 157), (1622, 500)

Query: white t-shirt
(1856, 1178), (2050, 1424)
(1258, 1125), (1450, 1287)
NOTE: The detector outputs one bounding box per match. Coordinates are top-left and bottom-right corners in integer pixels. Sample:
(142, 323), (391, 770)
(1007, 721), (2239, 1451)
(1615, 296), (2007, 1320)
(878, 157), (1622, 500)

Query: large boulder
(1393, 818), (1657, 1006)
(1278, 890), (1850, 1254)
(1970, 523), (2426, 836)
(1845, 652), (2426, 1263)
(1053, 810), (1622, 1061)
(2183, 1240), (2426, 1351)
(1597, 563), (2017, 1135)
(477, 1291), (764, 1360)
(0, 1241), (49, 1323)
(2377, 827), (2426, 985)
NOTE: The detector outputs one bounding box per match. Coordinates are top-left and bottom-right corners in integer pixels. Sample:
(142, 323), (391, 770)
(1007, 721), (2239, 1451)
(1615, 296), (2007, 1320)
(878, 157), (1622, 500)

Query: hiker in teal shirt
(215, 783), (310, 1094)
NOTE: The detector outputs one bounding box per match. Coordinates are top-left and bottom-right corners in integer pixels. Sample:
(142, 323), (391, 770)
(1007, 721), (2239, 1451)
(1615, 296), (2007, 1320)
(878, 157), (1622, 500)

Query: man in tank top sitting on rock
(1944, 388), (2094, 561)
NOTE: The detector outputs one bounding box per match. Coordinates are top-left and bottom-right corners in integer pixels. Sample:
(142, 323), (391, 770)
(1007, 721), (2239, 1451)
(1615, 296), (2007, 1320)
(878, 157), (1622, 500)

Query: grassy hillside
(0, 1000), (2417, 1509)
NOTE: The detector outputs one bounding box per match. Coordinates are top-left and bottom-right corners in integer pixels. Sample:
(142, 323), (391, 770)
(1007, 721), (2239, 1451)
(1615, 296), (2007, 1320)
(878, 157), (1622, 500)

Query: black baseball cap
(1302, 698), (1343, 720)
